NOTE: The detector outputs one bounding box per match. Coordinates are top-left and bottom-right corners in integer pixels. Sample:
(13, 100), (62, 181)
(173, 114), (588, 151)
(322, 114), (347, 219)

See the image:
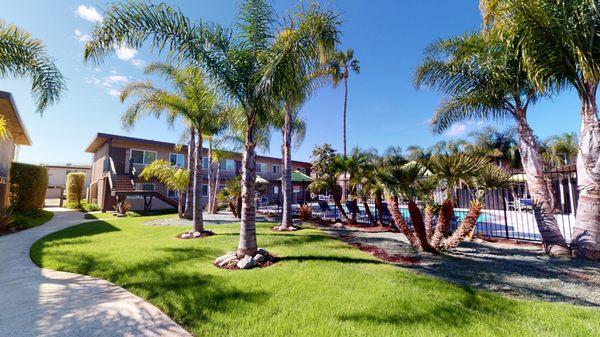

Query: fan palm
(0, 21), (65, 137)
(481, 0), (600, 259)
(415, 32), (569, 256)
(120, 63), (227, 232)
(542, 132), (578, 168)
(84, 0), (340, 257)
(139, 160), (189, 218)
(329, 49), (360, 200)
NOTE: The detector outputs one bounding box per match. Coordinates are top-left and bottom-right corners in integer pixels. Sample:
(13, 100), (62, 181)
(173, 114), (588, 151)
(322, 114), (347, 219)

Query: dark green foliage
(9, 162), (48, 211)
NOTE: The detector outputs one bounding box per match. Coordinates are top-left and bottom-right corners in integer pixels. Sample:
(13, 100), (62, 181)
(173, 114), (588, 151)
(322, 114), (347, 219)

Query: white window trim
(256, 162), (267, 173)
(169, 153), (185, 167)
(221, 159), (235, 171)
(130, 148), (158, 165)
(272, 164), (281, 174)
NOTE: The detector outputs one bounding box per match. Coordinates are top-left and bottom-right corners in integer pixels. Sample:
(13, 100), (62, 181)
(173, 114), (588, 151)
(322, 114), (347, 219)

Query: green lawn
(30, 215), (600, 337)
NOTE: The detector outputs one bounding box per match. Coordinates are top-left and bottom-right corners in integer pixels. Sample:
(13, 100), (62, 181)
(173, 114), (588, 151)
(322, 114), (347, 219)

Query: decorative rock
(193, 231), (202, 238)
(181, 233), (191, 239)
(257, 248), (269, 256)
(333, 222), (344, 228)
(214, 252), (238, 267)
(254, 253), (266, 263)
(236, 255), (256, 269)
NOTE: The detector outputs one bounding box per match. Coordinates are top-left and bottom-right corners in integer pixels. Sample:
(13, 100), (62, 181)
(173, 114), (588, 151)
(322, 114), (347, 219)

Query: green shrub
(10, 163), (48, 211)
(80, 200), (100, 212)
(66, 172), (86, 207)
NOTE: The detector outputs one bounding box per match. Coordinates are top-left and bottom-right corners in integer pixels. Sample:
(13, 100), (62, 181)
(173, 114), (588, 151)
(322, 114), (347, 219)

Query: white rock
(236, 256), (256, 269)
(215, 252), (238, 267)
(254, 253), (266, 263)
(333, 222), (344, 228)
(181, 233), (191, 239)
(193, 231), (202, 238)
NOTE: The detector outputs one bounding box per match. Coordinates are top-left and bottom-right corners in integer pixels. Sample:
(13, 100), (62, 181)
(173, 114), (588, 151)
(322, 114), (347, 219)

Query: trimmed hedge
(66, 172), (86, 207)
(10, 163), (48, 211)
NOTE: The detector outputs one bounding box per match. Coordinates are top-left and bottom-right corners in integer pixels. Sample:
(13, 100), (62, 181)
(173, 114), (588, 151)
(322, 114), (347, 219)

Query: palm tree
(218, 176), (242, 218)
(376, 154), (510, 253)
(481, 0), (600, 259)
(542, 132), (578, 168)
(208, 145), (232, 214)
(84, 0), (340, 257)
(347, 148), (378, 225)
(139, 160), (189, 218)
(415, 32), (570, 256)
(0, 21), (65, 136)
(119, 63), (226, 232)
(329, 49), (360, 200)
(467, 127), (521, 169)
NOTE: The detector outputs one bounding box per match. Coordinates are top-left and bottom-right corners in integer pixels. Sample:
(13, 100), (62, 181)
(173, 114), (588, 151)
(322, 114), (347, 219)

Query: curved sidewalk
(0, 208), (192, 337)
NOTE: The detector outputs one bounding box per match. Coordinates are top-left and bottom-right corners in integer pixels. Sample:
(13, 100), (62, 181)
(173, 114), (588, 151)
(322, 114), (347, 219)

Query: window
(202, 184), (208, 197)
(274, 185), (279, 194)
(256, 162), (267, 173)
(272, 165), (280, 174)
(202, 157), (209, 168)
(220, 159), (235, 171)
(297, 167), (306, 174)
(135, 183), (155, 191)
(168, 189), (177, 198)
(130, 149), (157, 164)
(169, 153), (185, 167)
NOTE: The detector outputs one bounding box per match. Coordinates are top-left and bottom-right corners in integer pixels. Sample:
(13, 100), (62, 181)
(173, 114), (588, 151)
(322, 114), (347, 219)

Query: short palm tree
(0, 21), (65, 137)
(139, 160), (189, 218)
(308, 144), (349, 222)
(481, 0), (600, 259)
(347, 148), (379, 225)
(415, 32), (570, 256)
(120, 63), (227, 232)
(377, 154), (510, 253)
(84, 0), (340, 257)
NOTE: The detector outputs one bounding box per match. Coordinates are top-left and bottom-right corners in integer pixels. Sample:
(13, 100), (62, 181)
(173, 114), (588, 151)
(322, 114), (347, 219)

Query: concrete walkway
(0, 208), (193, 337)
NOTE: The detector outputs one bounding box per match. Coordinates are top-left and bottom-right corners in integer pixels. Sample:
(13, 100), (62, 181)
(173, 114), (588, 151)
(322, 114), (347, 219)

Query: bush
(80, 200), (100, 212)
(66, 172), (86, 207)
(299, 204), (313, 221)
(10, 163), (48, 211)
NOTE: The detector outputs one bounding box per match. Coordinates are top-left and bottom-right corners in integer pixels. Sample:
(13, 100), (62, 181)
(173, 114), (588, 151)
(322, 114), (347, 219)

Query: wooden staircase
(114, 175), (134, 191)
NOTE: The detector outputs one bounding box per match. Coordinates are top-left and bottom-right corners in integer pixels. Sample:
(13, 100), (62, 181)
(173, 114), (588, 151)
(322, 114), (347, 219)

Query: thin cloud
(446, 123), (467, 136)
(115, 45), (137, 61)
(74, 29), (90, 43)
(75, 5), (103, 23)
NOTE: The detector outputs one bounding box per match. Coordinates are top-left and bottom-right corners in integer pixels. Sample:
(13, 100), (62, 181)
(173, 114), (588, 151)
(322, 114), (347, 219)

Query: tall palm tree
(120, 63), (226, 232)
(0, 21), (65, 136)
(481, 0), (600, 259)
(415, 32), (570, 256)
(84, 0), (340, 257)
(329, 49), (360, 200)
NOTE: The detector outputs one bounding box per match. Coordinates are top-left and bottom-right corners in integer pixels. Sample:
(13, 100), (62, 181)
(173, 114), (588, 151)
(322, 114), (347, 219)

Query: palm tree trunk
(177, 191), (184, 218)
(211, 165), (220, 214)
(193, 131), (204, 232)
(341, 75), (348, 201)
(184, 128), (195, 220)
(441, 201), (482, 251)
(362, 198), (376, 226)
(431, 199), (453, 248)
(386, 196), (420, 248)
(350, 198), (358, 222)
(407, 201), (437, 253)
(238, 124), (258, 257)
(207, 142), (213, 213)
(424, 205), (434, 240)
(572, 88), (600, 260)
(514, 112), (570, 256)
(375, 190), (384, 226)
(280, 103), (293, 230)
(332, 186), (350, 222)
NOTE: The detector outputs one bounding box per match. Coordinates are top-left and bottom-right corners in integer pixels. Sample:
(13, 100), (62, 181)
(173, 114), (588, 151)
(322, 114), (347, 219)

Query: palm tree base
(214, 248), (277, 270)
(178, 229), (215, 239)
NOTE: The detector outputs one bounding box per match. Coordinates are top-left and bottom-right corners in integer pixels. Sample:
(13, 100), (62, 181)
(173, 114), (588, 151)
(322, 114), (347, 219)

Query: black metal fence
(286, 166), (578, 244)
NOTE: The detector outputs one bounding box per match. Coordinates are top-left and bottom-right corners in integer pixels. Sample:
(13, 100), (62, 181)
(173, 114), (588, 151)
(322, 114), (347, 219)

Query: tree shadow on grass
(278, 255), (384, 265)
(338, 285), (516, 330)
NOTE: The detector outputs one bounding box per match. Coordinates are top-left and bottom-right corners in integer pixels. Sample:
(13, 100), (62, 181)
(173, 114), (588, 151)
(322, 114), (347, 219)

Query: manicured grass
(31, 215), (600, 337)
(13, 209), (54, 229)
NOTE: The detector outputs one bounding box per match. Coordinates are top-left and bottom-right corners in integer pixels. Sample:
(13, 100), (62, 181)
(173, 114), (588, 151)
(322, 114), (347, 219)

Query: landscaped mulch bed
(321, 225), (600, 307)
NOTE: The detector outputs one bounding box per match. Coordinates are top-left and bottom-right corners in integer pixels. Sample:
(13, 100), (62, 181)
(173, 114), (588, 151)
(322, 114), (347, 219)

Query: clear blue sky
(0, 0), (581, 165)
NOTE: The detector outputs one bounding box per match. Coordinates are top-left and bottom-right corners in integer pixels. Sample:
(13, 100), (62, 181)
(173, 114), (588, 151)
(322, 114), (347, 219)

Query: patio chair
(317, 200), (335, 219)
